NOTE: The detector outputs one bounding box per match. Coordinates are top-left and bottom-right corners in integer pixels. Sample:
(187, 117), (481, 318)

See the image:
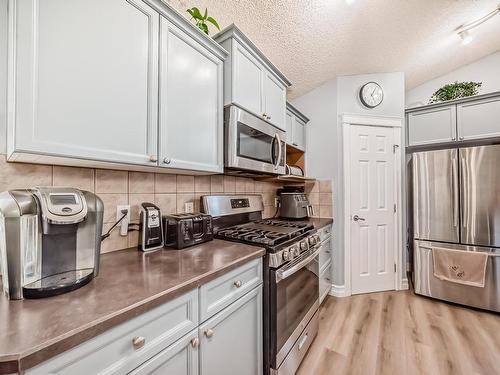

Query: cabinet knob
(459, 136), (464, 140)
(262, 113), (267, 118)
(204, 329), (214, 338)
(191, 337), (200, 348)
(149, 155), (158, 163)
(132, 336), (146, 350)
(452, 137), (456, 141)
(233, 280), (242, 288)
(163, 157), (171, 164)
(267, 115), (271, 120)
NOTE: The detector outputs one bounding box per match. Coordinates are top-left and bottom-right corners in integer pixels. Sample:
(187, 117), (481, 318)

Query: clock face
(359, 82), (384, 108)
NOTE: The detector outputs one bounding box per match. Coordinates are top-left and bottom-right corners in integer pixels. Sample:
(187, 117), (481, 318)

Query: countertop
(0, 240), (265, 374)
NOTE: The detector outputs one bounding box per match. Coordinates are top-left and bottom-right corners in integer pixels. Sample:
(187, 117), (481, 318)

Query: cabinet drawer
(199, 258), (262, 322)
(26, 289), (198, 375)
(319, 239), (332, 271)
(319, 261), (331, 304)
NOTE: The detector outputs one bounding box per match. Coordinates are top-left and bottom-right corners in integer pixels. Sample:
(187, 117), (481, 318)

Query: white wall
(292, 72), (405, 290)
(0, 0), (7, 155)
(406, 51), (500, 108)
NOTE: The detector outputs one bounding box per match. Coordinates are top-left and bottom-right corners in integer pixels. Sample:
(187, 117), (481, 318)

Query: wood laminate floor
(297, 290), (500, 375)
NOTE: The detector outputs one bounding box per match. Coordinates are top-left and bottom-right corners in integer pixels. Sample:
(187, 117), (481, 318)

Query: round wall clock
(359, 82), (384, 108)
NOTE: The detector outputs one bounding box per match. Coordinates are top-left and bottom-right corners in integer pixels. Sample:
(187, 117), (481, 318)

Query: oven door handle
(276, 246), (321, 282)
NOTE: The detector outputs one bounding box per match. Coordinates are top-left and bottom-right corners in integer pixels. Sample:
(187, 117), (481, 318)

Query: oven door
(270, 246), (320, 370)
(225, 106), (286, 175)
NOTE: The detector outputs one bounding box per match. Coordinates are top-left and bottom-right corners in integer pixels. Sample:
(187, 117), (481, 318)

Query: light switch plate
(184, 202), (194, 213)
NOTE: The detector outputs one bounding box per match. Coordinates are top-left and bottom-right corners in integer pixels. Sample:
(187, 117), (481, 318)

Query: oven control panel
(268, 233), (321, 268)
(230, 198), (250, 209)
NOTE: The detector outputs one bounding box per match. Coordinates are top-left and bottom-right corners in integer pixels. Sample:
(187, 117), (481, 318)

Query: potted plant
(187, 7), (220, 35)
(429, 81), (482, 104)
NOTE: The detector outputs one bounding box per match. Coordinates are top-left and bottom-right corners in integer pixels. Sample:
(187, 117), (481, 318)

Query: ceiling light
(459, 30), (473, 45)
(345, 0), (355, 5)
(456, 3), (500, 44)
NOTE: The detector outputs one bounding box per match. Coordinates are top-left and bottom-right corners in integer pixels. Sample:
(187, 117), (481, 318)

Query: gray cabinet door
(292, 118), (306, 151)
(264, 73), (286, 131)
(407, 106), (457, 146)
(457, 96), (500, 141)
(285, 111), (294, 143)
(413, 149), (459, 243)
(9, 0), (159, 166)
(128, 330), (199, 375)
(199, 285), (263, 375)
(159, 18), (223, 173)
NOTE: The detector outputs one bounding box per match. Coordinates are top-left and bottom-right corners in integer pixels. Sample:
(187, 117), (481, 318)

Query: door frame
(342, 114), (404, 296)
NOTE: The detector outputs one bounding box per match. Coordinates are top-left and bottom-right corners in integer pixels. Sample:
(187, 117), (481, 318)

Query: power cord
(101, 209), (129, 241)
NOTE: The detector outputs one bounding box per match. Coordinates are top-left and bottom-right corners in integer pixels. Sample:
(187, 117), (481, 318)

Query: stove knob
(282, 250), (290, 261)
(293, 247), (300, 257)
(315, 234), (321, 243)
(300, 241), (308, 251)
(308, 236), (317, 246)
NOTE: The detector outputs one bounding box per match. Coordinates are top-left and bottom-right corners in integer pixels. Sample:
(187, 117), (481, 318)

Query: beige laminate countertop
(0, 240), (265, 374)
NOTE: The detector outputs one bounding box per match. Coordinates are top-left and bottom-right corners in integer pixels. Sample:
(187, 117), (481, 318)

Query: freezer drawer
(414, 240), (500, 312)
(460, 145), (500, 248)
(413, 149), (459, 243)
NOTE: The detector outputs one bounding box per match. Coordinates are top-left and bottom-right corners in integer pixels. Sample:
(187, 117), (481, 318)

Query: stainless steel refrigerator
(413, 144), (500, 311)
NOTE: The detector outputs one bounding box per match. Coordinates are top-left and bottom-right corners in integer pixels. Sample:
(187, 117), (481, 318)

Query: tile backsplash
(0, 155), (333, 253)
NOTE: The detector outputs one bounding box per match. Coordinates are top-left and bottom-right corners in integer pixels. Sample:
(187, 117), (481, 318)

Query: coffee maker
(0, 187), (104, 300)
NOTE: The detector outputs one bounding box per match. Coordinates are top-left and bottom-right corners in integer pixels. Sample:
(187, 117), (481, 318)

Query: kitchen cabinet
(317, 225), (332, 304)
(285, 102), (309, 151)
(457, 95), (500, 141)
(7, 0), (226, 174)
(199, 285), (263, 375)
(25, 259), (263, 375)
(215, 25), (290, 131)
(407, 106), (457, 146)
(159, 18), (223, 173)
(129, 330), (199, 375)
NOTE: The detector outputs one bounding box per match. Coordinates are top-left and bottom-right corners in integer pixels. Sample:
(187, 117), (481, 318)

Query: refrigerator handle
(460, 156), (468, 228)
(452, 153), (459, 228)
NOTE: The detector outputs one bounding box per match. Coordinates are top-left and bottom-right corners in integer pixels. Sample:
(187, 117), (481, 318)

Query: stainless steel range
(201, 194), (320, 375)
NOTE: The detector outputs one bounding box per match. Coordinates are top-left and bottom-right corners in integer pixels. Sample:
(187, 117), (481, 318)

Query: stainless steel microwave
(224, 106), (286, 175)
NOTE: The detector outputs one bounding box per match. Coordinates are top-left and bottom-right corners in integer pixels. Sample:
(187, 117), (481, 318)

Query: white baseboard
(330, 284), (350, 297)
(400, 278), (409, 290)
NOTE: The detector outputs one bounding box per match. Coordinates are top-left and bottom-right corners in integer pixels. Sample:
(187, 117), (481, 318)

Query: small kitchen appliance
(138, 202), (163, 251)
(0, 187), (104, 300)
(163, 213), (213, 249)
(202, 195), (320, 375)
(278, 187), (314, 219)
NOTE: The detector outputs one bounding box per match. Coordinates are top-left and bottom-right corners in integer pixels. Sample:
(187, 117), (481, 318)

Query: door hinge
(393, 144), (400, 153)
(394, 204), (397, 213)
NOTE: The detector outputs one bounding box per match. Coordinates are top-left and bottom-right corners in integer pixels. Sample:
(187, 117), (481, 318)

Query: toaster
(163, 213), (213, 249)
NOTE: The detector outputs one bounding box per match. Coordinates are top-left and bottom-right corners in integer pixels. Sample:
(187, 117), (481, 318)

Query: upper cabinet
(7, 0), (227, 174)
(406, 92), (500, 148)
(285, 102), (309, 151)
(215, 25), (291, 131)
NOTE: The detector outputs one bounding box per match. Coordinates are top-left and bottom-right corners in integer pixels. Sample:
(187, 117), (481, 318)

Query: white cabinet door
(159, 18), (223, 173)
(292, 118), (306, 151)
(232, 41), (264, 118)
(264, 73), (286, 131)
(407, 106), (457, 146)
(457, 96), (500, 141)
(129, 330), (199, 375)
(285, 111), (294, 143)
(10, 0), (159, 166)
(199, 285), (263, 375)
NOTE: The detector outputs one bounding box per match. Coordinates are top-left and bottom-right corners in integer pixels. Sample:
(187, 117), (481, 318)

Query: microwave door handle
(273, 133), (282, 170)
(276, 246), (321, 282)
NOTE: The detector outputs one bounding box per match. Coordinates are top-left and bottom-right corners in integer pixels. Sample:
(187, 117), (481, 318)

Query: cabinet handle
(204, 329), (214, 338)
(132, 336), (146, 350)
(233, 280), (242, 288)
(191, 337), (200, 348)
(163, 157), (171, 164)
(149, 155), (158, 163)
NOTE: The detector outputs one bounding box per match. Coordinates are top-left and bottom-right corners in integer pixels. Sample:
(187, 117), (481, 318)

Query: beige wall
(0, 155), (333, 253)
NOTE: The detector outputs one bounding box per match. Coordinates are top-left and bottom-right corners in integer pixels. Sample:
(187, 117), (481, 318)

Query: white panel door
(350, 125), (396, 294)
(11, 0), (159, 165)
(232, 41), (263, 118)
(159, 18), (223, 173)
(263, 73), (286, 131)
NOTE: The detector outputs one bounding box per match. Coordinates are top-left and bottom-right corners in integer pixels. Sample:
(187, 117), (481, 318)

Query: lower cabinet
(129, 330), (199, 375)
(199, 285), (263, 375)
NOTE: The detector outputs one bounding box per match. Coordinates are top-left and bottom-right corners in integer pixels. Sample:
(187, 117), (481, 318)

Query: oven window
(276, 261), (319, 352)
(237, 122), (274, 164)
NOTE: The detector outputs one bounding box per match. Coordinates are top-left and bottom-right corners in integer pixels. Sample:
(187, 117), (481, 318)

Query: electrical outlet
(116, 205), (131, 236)
(274, 197), (280, 207)
(185, 202), (194, 213)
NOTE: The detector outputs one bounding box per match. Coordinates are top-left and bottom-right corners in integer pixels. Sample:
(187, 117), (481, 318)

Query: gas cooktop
(215, 219), (314, 246)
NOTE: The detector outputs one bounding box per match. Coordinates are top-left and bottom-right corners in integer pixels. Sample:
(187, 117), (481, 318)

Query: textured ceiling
(167, 0), (500, 99)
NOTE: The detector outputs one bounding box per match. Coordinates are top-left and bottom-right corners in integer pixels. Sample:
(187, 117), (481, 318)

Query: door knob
(353, 215), (365, 222)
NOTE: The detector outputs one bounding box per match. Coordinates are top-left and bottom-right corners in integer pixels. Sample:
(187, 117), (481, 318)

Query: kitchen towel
(432, 247), (489, 288)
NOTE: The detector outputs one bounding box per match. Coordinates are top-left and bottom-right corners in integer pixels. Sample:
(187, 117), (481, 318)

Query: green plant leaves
(188, 7), (203, 20)
(206, 16), (220, 31)
(429, 81), (482, 104)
